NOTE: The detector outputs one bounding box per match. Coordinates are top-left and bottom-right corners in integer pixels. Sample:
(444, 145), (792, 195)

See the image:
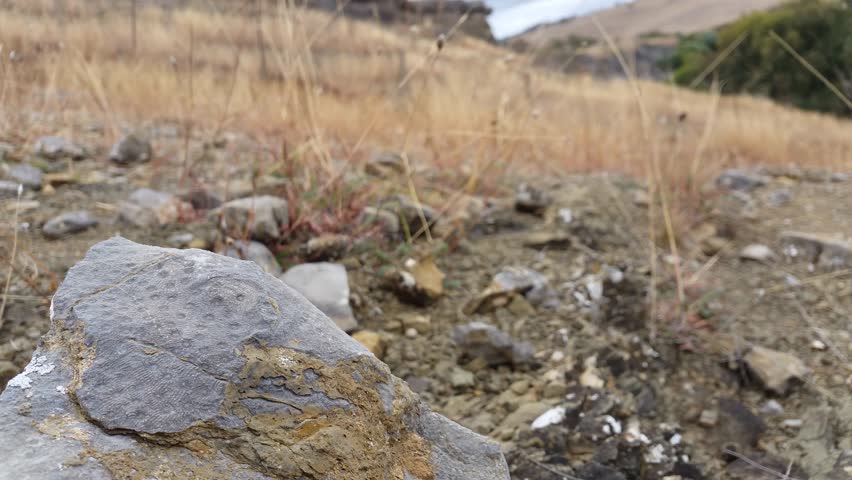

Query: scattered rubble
(1, 144), (849, 480)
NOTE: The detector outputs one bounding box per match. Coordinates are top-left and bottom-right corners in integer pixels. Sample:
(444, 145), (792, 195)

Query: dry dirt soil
(1, 124), (851, 479)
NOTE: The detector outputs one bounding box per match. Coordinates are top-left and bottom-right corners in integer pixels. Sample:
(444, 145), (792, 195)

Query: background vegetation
(668, 0), (852, 116)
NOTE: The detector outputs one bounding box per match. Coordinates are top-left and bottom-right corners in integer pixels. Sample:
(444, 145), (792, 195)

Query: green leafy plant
(669, 0), (852, 116)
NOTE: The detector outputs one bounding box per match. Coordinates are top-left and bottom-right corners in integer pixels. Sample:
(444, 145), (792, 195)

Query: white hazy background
(485, 0), (634, 40)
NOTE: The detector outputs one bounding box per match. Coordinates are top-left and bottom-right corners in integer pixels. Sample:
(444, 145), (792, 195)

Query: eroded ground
(1, 123), (850, 479)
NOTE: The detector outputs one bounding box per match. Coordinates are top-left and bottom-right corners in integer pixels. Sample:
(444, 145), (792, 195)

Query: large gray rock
(215, 195), (289, 242)
(0, 237), (508, 479)
(280, 262), (358, 332)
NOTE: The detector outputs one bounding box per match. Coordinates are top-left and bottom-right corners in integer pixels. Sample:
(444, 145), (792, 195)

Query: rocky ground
(1, 123), (851, 479)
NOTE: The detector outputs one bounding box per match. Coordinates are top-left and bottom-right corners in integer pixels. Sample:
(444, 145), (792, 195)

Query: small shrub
(669, 0), (852, 116)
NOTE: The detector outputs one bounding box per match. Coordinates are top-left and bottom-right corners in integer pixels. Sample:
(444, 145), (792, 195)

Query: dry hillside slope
(519, 0), (785, 45)
(0, 0), (848, 200)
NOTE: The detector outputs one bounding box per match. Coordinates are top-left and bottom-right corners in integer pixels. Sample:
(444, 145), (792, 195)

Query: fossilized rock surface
(0, 237), (509, 479)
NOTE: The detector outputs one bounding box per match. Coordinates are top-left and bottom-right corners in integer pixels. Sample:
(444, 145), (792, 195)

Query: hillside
(517, 0), (785, 45)
(0, 0), (847, 183)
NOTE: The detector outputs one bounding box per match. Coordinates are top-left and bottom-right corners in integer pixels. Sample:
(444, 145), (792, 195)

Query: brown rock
(743, 345), (809, 396)
(301, 234), (351, 261)
(0, 360), (19, 388)
(387, 257), (445, 305)
(523, 231), (572, 249)
(365, 151), (405, 178)
(698, 409), (718, 427)
(352, 330), (385, 359)
(400, 314), (432, 334)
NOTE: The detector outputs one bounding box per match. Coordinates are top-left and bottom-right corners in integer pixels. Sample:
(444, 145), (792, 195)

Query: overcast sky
(485, 0), (634, 40)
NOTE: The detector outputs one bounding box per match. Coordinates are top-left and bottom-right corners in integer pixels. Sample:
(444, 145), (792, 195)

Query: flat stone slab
(0, 237), (509, 479)
(780, 231), (852, 268)
(43, 210), (98, 238)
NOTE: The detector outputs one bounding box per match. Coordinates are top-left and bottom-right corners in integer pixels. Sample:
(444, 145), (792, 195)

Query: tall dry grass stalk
(0, 185), (23, 330)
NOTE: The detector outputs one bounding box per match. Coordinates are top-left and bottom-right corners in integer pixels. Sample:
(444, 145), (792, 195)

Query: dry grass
(0, 0), (850, 211)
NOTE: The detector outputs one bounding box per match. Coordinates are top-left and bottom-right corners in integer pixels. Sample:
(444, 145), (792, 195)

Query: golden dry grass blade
(593, 16), (686, 335)
(0, 185), (23, 329)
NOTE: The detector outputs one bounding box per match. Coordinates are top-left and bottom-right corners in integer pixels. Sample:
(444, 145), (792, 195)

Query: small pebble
(698, 409), (718, 427)
(761, 400), (784, 415)
(782, 418), (803, 429)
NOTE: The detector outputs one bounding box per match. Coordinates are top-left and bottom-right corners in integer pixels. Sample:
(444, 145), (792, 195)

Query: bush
(668, 0), (852, 116)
